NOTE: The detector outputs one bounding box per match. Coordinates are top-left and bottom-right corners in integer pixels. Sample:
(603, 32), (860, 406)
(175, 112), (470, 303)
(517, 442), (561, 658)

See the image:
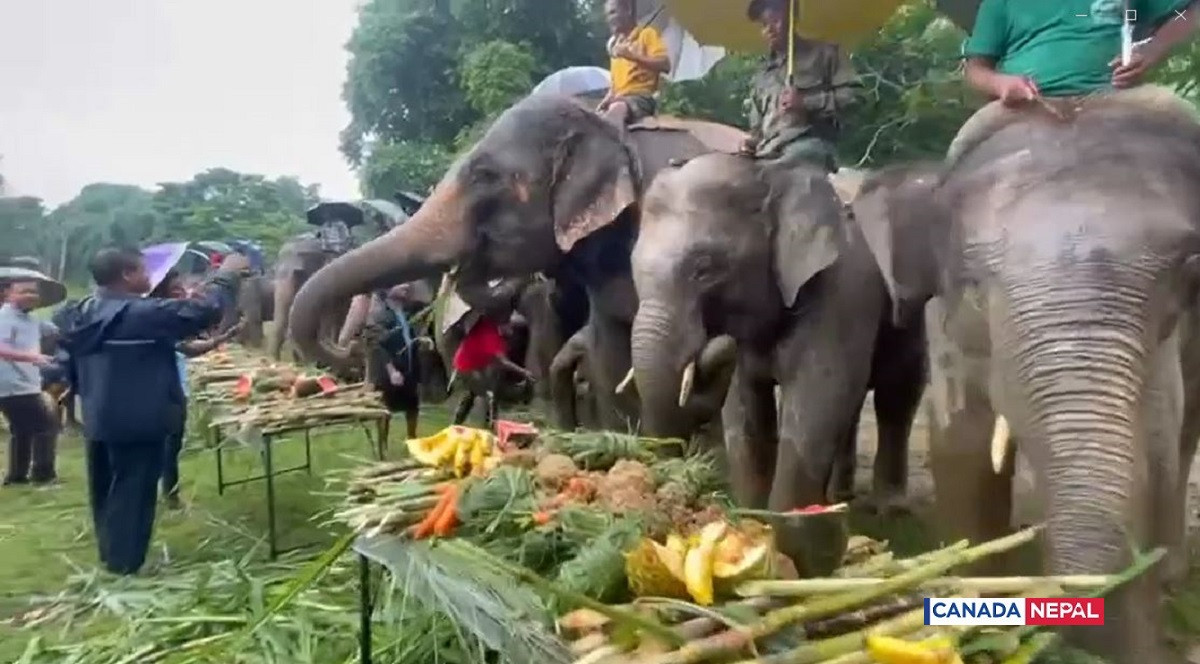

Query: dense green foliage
(0, 170), (317, 283)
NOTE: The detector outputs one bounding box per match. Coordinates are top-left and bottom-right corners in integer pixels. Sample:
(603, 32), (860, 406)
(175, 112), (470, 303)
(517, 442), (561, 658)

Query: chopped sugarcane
(643, 527), (1040, 664)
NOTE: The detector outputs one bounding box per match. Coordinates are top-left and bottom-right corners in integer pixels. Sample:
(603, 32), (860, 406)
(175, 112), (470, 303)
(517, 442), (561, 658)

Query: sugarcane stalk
(834, 537), (971, 578)
(801, 594), (924, 640)
(737, 573), (1113, 597)
(728, 593), (977, 664)
(646, 527), (1041, 664)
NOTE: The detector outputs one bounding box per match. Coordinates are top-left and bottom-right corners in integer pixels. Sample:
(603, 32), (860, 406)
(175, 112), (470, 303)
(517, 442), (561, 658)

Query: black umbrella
(305, 201), (366, 228)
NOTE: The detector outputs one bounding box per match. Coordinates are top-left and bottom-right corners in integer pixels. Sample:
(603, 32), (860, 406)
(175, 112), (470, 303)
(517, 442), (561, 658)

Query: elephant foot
(853, 491), (912, 517)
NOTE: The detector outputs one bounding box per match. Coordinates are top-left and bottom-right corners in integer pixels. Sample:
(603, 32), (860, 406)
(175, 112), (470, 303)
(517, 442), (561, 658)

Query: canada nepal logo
(924, 598), (1105, 626)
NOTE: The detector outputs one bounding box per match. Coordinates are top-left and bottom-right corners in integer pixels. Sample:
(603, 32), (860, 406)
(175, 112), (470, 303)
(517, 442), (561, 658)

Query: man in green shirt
(742, 0), (860, 173)
(949, 0), (1198, 160)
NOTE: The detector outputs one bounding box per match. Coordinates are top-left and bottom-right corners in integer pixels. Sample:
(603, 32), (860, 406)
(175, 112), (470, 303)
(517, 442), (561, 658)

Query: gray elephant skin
(851, 101), (1200, 662)
(629, 154), (926, 533)
(287, 94), (744, 430)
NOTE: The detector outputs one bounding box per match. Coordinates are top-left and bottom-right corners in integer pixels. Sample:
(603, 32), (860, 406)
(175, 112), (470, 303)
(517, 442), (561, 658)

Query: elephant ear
(769, 171), (846, 308)
(851, 164), (943, 326)
(551, 124), (639, 253)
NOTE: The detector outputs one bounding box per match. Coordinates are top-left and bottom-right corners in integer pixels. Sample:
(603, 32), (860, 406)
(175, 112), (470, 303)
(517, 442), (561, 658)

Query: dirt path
(852, 394), (1200, 529)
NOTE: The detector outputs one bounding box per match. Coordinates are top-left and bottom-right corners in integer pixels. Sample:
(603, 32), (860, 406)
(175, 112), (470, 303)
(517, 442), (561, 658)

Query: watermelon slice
(787, 502), (849, 516)
(316, 375), (339, 395)
(494, 419), (537, 450)
(233, 374), (253, 400)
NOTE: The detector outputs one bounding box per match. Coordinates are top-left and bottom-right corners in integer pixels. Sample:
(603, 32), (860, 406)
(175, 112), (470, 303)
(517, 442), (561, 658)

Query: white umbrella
(632, 1), (726, 82)
(532, 66), (611, 97)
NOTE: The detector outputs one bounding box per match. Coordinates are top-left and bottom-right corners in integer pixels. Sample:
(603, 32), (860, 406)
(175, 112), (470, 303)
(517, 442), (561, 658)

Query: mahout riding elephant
(270, 199), (406, 374)
(850, 90), (1200, 662)
(629, 153), (925, 524)
(287, 94), (746, 429)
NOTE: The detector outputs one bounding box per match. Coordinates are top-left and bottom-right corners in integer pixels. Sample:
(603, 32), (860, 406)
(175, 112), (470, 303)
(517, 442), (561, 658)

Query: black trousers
(162, 411), (186, 498)
(86, 439), (163, 575)
(1, 393), (59, 483)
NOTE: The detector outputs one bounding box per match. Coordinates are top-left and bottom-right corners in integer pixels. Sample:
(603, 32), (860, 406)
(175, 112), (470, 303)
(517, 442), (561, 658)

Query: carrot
(532, 511), (554, 526)
(432, 485), (460, 536)
(412, 490), (452, 539)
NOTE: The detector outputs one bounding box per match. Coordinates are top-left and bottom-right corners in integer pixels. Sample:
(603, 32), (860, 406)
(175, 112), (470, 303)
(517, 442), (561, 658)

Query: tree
(341, 4), (474, 164)
(0, 196), (48, 264)
(340, 0), (603, 167)
(838, 1), (977, 167)
(460, 40), (538, 117)
(359, 140), (452, 198)
(46, 184), (159, 282)
(659, 55), (759, 128)
(152, 168), (318, 258)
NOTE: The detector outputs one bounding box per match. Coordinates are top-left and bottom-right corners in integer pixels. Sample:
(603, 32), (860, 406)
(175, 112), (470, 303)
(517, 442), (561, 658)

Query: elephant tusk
(615, 367), (635, 394)
(990, 414), (1011, 474)
(678, 361), (696, 408)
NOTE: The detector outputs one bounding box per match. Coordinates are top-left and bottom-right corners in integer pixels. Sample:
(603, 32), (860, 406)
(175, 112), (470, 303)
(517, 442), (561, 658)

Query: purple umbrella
(141, 242), (190, 295)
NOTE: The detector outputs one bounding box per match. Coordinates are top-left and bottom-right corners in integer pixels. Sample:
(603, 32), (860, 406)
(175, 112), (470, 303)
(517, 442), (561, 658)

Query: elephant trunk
(1005, 298), (1146, 572)
(631, 297), (707, 438)
(999, 275), (1157, 656)
(290, 181), (470, 369)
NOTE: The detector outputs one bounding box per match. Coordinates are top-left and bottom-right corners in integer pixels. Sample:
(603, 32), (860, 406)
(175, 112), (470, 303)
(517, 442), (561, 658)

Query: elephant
(628, 153), (926, 530)
(269, 200), (403, 374)
(287, 93), (747, 431)
(849, 92), (1200, 662)
(217, 273), (274, 349)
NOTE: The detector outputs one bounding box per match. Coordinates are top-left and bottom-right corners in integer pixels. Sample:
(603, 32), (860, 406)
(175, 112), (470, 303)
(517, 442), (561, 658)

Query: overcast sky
(0, 0), (362, 206)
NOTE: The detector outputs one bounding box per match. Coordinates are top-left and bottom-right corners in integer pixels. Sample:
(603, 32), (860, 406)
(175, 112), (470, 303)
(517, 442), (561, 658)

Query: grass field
(2, 397), (1200, 661)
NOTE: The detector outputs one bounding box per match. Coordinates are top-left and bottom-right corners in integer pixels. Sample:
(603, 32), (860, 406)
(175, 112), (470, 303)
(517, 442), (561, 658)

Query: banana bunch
(405, 425), (495, 478)
(866, 634), (963, 664)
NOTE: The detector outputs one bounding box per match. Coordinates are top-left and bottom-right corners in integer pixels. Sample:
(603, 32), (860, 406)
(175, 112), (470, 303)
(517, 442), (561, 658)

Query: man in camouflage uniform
(743, 0), (861, 172)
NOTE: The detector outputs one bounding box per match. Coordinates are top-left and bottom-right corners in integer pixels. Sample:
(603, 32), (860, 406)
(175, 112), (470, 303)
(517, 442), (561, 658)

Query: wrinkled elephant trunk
(631, 298), (715, 438)
(290, 181), (470, 369)
(999, 278), (1157, 659)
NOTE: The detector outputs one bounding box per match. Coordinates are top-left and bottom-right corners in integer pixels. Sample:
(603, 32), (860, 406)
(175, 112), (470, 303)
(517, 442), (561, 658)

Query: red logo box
(1024, 598), (1105, 626)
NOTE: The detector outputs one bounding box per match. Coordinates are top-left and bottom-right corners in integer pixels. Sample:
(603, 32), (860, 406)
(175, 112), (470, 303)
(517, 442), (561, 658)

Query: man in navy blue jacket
(63, 247), (246, 574)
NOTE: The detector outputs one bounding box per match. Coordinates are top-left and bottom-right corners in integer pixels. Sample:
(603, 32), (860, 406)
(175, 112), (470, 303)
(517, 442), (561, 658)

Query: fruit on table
(866, 634), (962, 664)
(684, 521), (727, 605)
(625, 538), (691, 599)
(405, 426), (494, 477)
(232, 374), (253, 401)
(626, 520), (777, 604)
(712, 521), (774, 583)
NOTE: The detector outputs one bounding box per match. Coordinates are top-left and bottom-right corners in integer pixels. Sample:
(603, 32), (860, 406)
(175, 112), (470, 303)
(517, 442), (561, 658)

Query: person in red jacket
(451, 313), (533, 428)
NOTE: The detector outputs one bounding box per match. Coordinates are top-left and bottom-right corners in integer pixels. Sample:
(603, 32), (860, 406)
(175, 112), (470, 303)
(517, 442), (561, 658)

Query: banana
(468, 432), (489, 475)
(683, 521), (727, 605)
(405, 429), (454, 466)
(865, 634), (959, 664)
(452, 430), (472, 478)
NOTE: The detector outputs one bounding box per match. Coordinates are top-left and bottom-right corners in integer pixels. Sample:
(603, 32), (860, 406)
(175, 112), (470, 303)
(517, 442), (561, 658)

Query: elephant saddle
(633, 116), (865, 207)
(629, 115), (748, 154)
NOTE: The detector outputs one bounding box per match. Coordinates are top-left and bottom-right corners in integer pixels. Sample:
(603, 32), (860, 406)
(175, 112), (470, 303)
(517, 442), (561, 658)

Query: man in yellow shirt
(598, 0), (671, 128)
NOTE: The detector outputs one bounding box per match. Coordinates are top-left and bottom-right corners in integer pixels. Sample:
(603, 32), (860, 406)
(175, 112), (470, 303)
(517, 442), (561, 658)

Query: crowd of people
(0, 248), (248, 575)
